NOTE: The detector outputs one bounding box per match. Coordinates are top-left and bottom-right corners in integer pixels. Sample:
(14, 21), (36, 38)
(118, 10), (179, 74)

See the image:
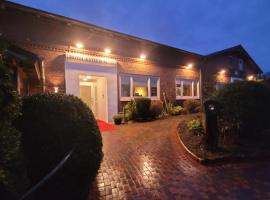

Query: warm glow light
(104, 48), (111, 54)
(186, 63), (193, 69)
(140, 54), (146, 59)
(134, 87), (147, 97)
(75, 42), (84, 48)
(54, 86), (59, 93)
(247, 75), (254, 81)
(219, 69), (226, 74)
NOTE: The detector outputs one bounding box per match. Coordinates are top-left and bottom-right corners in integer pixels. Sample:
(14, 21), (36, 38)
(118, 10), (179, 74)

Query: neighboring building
(201, 46), (262, 99)
(0, 1), (262, 122)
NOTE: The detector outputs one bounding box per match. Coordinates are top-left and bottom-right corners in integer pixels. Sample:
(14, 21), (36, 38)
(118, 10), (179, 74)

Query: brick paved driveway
(88, 116), (270, 200)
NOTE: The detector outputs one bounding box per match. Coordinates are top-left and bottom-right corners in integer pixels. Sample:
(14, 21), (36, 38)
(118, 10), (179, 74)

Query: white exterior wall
(65, 61), (118, 122)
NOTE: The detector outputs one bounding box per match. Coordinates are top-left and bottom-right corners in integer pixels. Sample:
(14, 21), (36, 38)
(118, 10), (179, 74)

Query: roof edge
(205, 45), (263, 73)
(4, 1), (203, 57)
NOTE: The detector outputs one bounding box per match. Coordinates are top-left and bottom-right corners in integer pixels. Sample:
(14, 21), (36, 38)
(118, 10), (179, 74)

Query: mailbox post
(204, 100), (219, 150)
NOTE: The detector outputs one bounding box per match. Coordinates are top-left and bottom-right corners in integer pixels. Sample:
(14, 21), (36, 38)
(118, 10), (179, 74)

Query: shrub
(166, 102), (185, 116)
(134, 98), (151, 121)
(186, 118), (204, 135)
(171, 106), (185, 116)
(183, 100), (201, 114)
(213, 81), (270, 138)
(17, 93), (103, 200)
(124, 100), (136, 121)
(113, 114), (123, 125)
(0, 50), (27, 199)
(149, 100), (164, 119)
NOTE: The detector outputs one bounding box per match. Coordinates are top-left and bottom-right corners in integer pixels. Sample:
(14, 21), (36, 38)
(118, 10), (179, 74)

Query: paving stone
(88, 116), (270, 200)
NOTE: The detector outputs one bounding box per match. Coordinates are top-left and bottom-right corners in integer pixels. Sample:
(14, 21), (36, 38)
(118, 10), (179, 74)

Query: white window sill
(120, 97), (160, 101)
(176, 96), (200, 100)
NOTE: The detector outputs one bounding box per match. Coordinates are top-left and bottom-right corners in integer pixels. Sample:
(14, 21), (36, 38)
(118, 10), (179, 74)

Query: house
(0, 1), (262, 122)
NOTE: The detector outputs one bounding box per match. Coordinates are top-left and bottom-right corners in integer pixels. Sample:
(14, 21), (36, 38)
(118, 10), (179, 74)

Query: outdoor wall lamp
(247, 75), (254, 81)
(219, 69), (226, 75)
(54, 86), (59, 93)
(185, 63), (193, 69)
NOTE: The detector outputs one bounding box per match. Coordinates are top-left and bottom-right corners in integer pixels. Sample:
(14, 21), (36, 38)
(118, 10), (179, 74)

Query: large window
(133, 76), (148, 97)
(120, 74), (160, 101)
(120, 75), (131, 97)
(175, 78), (199, 99)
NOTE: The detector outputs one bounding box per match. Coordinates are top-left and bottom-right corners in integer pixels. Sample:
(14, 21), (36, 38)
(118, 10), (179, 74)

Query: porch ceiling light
(104, 48), (111, 54)
(75, 42), (84, 48)
(140, 54), (146, 59)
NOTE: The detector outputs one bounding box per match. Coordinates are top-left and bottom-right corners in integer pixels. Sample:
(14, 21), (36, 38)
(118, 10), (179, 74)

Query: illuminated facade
(0, 1), (262, 121)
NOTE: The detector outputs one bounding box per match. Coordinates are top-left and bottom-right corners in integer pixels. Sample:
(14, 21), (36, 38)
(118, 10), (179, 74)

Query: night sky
(11, 0), (270, 72)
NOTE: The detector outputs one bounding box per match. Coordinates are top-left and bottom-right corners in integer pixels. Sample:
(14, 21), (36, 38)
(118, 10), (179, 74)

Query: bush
(166, 103), (185, 116)
(186, 118), (204, 135)
(134, 98), (151, 121)
(213, 81), (270, 138)
(17, 93), (103, 200)
(124, 100), (136, 121)
(150, 100), (164, 119)
(0, 51), (27, 199)
(183, 100), (201, 114)
(113, 114), (123, 125)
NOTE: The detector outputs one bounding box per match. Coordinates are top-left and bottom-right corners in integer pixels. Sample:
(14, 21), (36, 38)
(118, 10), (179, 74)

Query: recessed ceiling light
(75, 42), (84, 48)
(104, 48), (111, 54)
(140, 54), (146, 59)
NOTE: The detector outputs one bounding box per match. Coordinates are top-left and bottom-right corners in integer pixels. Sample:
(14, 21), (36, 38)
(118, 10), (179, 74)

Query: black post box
(204, 100), (219, 150)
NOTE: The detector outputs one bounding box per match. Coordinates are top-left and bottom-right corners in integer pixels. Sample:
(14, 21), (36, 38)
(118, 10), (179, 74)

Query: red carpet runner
(96, 119), (117, 132)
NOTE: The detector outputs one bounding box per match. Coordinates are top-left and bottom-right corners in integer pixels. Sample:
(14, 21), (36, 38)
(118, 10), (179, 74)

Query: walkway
(88, 116), (270, 200)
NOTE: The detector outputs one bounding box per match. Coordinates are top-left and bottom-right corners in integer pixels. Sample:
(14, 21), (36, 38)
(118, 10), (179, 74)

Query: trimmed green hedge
(214, 81), (270, 139)
(134, 98), (151, 121)
(17, 93), (103, 199)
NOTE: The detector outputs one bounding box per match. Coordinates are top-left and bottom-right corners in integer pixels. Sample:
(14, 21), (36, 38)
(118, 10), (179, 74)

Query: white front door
(79, 82), (98, 116)
(79, 75), (108, 121)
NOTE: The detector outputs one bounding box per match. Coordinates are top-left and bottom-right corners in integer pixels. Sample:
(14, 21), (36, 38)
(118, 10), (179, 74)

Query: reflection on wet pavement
(88, 116), (270, 200)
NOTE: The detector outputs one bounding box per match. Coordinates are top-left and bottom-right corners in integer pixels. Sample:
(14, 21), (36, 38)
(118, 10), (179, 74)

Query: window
(239, 59), (244, 71)
(150, 77), (158, 97)
(120, 74), (160, 101)
(183, 80), (193, 96)
(133, 76), (148, 97)
(120, 75), (130, 97)
(231, 77), (243, 83)
(175, 78), (199, 99)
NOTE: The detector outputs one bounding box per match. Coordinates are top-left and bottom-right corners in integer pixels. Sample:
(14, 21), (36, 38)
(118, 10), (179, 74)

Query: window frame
(230, 77), (243, 83)
(175, 77), (200, 100)
(238, 59), (244, 71)
(119, 74), (160, 101)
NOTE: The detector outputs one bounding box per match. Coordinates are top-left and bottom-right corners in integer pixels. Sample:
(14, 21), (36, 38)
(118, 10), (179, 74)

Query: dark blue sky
(12, 0), (270, 72)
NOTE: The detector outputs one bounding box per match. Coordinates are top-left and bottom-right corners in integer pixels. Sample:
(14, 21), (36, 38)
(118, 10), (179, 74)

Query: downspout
(40, 58), (45, 92)
(199, 57), (207, 107)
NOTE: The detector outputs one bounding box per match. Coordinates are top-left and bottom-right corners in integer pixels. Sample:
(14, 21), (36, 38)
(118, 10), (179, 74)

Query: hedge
(213, 81), (270, 139)
(17, 93), (103, 200)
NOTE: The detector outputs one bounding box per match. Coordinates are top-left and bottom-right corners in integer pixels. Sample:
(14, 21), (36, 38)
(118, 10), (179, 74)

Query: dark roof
(4, 1), (202, 57)
(206, 45), (262, 73)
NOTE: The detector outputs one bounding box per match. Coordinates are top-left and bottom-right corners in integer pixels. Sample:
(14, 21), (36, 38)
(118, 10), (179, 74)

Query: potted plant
(113, 114), (123, 125)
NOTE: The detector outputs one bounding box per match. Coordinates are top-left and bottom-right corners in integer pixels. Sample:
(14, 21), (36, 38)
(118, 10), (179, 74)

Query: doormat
(96, 119), (117, 132)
